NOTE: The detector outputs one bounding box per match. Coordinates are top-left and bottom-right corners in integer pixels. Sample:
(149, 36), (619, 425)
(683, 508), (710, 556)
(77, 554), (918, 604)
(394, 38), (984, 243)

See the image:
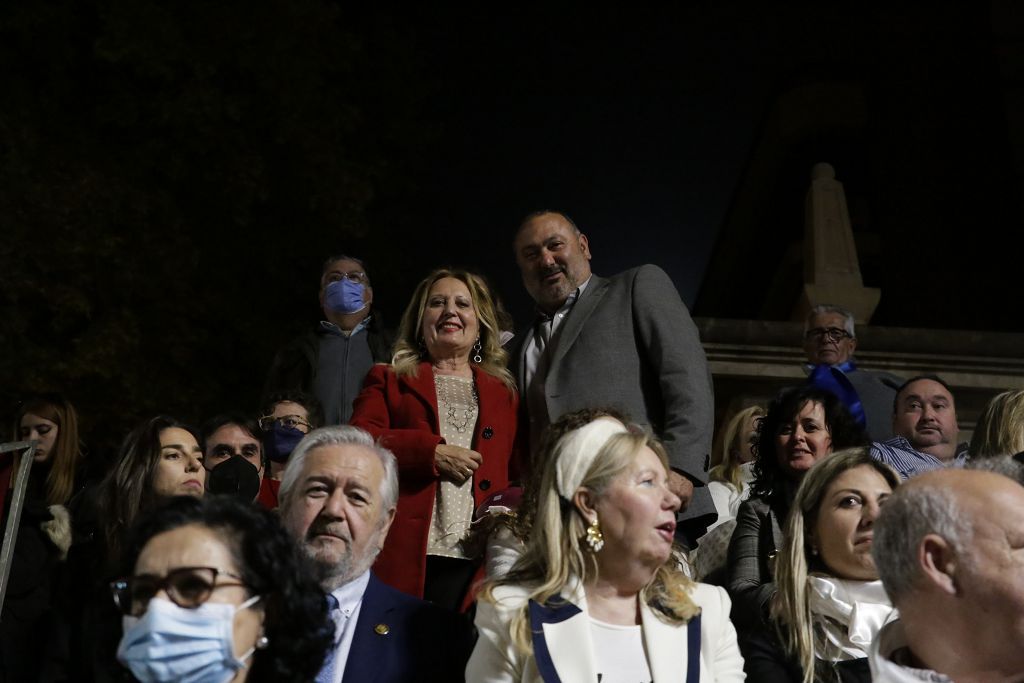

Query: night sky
(3, 2), (1022, 449)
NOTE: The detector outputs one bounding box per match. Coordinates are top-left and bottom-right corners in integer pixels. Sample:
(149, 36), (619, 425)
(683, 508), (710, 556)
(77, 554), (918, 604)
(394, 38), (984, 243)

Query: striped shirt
(870, 436), (968, 480)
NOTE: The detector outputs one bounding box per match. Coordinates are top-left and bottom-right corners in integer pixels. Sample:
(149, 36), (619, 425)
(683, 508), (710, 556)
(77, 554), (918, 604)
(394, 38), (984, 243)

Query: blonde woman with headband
(467, 415), (745, 682)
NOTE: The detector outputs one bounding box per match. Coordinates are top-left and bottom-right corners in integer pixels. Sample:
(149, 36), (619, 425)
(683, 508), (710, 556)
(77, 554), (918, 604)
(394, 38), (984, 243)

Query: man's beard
(537, 265), (576, 304)
(302, 519), (384, 591)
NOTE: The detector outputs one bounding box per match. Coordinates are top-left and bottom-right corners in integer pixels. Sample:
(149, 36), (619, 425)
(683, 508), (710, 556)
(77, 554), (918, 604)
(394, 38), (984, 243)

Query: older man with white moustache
(279, 426), (472, 683)
(870, 468), (1024, 682)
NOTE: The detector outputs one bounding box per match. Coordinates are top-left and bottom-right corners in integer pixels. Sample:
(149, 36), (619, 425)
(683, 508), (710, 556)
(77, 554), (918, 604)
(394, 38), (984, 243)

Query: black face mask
(206, 456), (261, 502)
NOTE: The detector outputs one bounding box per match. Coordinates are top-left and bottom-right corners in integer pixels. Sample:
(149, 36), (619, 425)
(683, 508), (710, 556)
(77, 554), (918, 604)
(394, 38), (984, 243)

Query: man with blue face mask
(263, 254), (393, 425)
(259, 390), (324, 479)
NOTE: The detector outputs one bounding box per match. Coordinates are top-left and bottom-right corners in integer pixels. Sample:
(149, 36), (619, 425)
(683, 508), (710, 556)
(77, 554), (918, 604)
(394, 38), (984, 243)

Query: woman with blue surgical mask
(113, 495), (331, 683)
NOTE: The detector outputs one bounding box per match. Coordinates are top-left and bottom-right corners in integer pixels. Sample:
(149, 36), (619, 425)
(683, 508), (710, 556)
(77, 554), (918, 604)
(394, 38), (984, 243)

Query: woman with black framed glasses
(114, 494), (331, 682)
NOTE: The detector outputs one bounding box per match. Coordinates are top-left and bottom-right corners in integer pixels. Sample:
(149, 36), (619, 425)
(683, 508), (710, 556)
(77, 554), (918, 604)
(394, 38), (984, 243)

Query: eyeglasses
(110, 566), (249, 617)
(258, 414), (312, 432)
(325, 270), (368, 285)
(805, 327), (852, 342)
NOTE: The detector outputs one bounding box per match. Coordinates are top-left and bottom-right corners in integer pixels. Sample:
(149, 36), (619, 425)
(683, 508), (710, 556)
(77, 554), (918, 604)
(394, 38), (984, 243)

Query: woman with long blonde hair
(351, 267), (518, 611)
(969, 389), (1024, 459)
(690, 405), (763, 581)
(467, 414), (744, 682)
(742, 449), (899, 683)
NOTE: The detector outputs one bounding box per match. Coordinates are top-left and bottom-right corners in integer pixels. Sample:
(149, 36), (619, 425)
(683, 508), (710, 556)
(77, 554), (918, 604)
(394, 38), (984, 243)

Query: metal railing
(0, 440), (38, 617)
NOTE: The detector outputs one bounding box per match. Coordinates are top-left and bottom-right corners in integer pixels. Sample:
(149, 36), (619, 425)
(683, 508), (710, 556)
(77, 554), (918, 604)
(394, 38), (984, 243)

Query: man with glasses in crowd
(802, 304), (903, 440)
(263, 254), (393, 425)
(259, 390), (323, 480)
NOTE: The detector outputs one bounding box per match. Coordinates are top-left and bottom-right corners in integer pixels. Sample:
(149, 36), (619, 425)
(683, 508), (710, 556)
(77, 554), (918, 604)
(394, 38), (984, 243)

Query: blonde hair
(710, 405), (764, 492)
(772, 449), (901, 683)
(970, 390), (1024, 459)
(391, 268), (514, 390)
(479, 425), (699, 655)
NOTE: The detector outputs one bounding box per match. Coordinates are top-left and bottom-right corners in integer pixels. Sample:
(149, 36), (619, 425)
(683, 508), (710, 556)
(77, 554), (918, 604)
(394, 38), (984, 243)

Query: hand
(667, 470), (694, 512)
(434, 444), (483, 485)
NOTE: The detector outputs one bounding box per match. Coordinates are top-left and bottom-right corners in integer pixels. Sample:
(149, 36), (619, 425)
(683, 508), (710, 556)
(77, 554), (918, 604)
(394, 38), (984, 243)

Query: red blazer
(350, 362), (519, 602)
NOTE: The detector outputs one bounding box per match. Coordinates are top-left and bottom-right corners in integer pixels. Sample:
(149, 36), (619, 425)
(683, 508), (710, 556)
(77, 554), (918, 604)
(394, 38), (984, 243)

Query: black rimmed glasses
(258, 414), (312, 432)
(804, 327), (852, 342)
(110, 566), (249, 616)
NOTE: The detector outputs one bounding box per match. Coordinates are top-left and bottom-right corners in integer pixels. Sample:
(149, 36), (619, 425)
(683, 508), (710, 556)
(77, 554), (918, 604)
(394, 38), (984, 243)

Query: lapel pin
(374, 623), (390, 635)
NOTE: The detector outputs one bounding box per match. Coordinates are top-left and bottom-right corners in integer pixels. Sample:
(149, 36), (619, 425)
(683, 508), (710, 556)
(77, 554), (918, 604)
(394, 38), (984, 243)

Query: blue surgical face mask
(324, 278), (367, 315)
(118, 595), (261, 683)
(265, 424), (304, 464)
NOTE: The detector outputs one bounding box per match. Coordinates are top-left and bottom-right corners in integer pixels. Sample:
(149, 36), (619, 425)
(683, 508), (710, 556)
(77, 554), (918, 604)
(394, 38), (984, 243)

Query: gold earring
(585, 516), (604, 553)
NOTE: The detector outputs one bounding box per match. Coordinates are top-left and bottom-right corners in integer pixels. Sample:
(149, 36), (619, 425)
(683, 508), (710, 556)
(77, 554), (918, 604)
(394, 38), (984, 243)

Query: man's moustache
(307, 522), (351, 543)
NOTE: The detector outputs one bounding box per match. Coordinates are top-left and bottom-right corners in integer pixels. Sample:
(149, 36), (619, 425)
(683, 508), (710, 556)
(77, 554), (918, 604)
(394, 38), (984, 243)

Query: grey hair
(872, 483), (973, 604)
(805, 304), (856, 338)
(966, 454), (1024, 485)
(278, 425), (399, 513)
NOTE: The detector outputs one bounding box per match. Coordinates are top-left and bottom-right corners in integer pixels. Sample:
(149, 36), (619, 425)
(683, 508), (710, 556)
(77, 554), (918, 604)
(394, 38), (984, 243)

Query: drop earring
(585, 516), (604, 553)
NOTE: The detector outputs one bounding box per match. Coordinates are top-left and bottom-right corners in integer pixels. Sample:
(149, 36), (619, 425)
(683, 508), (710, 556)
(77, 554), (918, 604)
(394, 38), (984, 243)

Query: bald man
(870, 469), (1024, 681)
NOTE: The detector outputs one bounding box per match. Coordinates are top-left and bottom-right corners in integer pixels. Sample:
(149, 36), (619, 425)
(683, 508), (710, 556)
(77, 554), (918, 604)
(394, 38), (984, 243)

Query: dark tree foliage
(0, 0), (430, 462)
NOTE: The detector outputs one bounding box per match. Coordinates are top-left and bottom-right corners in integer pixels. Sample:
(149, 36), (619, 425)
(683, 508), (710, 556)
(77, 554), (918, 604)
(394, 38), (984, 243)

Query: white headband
(555, 417), (629, 499)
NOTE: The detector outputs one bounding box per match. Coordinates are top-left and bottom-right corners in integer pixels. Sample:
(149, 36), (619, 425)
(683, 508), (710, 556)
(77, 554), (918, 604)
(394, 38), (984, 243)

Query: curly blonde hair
(391, 268), (514, 389)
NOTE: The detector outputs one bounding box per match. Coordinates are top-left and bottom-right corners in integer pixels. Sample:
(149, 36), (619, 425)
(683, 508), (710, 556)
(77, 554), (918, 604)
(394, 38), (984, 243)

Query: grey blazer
(512, 265), (716, 525)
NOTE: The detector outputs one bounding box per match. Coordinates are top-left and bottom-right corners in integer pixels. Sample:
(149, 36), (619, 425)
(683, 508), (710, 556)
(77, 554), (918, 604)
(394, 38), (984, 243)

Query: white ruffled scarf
(807, 575), (894, 661)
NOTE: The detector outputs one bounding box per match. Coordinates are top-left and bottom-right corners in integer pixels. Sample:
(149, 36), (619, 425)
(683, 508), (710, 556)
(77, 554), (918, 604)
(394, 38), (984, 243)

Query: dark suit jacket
(350, 362), (518, 600)
(341, 573), (474, 683)
(511, 265), (716, 528)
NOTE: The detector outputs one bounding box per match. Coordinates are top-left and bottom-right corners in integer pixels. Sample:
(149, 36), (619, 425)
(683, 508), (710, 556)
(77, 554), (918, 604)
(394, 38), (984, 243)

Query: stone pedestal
(796, 162), (881, 323)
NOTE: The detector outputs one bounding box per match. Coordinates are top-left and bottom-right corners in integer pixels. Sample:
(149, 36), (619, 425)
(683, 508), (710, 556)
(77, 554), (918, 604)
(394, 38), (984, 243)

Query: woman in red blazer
(351, 267), (518, 611)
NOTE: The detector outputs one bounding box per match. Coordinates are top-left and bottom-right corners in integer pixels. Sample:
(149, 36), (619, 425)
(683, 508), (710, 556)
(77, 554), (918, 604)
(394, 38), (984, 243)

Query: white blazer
(466, 578), (745, 683)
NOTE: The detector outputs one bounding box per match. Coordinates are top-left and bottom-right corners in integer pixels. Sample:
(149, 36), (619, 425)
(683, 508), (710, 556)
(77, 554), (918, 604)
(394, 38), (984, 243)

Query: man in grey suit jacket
(511, 210), (716, 542)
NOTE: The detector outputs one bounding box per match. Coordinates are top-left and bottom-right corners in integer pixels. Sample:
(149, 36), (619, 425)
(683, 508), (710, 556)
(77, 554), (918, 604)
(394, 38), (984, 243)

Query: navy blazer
(341, 573), (475, 683)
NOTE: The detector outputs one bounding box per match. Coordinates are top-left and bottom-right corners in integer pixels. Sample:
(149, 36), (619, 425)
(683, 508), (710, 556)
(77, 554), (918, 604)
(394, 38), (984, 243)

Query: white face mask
(117, 595), (262, 683)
